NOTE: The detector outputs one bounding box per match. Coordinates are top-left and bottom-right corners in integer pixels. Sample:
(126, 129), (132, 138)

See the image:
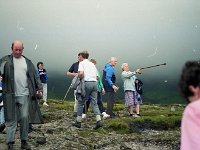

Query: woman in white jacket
(121, 63), (142, 117)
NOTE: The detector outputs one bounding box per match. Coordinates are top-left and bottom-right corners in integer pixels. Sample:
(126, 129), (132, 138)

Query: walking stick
(140, 63), (166, 70)
(62, 84), (72, 101)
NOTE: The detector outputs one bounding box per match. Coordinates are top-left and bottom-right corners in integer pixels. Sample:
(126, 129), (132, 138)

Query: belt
(85, 81), (96, 82)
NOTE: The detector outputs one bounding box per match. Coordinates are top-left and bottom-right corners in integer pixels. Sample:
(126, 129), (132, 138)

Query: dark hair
(179, 60), (200, 99)
(79, 51), (89, 59)
(37, 62), (43, 69)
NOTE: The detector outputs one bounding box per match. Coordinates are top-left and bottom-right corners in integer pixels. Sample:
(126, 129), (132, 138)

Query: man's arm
(66, 63), (78, 77)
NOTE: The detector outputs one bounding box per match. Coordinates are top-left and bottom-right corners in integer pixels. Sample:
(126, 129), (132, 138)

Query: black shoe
(21, 140), (31, 150)
(73, 121), (81, 128)
(0, 123), (5, 132)
(94, 121), (103, 130)
(28, 124), (33, 133)
(7, 142), (14, 150)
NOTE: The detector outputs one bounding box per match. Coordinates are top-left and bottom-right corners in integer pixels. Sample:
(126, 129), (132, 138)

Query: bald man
(0, 40), (43, 150)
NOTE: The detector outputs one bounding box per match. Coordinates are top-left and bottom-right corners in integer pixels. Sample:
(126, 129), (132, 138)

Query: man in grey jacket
(0, 40), (43, 150)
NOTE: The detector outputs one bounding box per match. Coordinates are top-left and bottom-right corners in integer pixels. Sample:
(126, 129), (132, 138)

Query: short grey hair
(109, 57), (117, 63)
(121, 63), (128, 70)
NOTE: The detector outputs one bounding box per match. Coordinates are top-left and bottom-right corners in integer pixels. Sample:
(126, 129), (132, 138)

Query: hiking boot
(73, 121), (81, 128)
(7, 142), (14, 150)
(21, 140), (31, 150)
(43, 102), (49, 106)
(94, 121), (103, 130)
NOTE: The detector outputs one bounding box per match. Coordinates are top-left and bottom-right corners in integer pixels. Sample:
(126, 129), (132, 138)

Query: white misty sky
(0, 0), (199, 81)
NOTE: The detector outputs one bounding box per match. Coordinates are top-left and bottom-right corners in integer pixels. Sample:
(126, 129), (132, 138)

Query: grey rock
(36, 136), (46, 145)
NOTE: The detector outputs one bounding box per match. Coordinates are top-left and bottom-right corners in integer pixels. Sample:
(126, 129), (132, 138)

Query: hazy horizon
(0, 0), (199, 103)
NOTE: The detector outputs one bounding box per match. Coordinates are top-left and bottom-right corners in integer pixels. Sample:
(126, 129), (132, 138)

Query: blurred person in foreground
(179, 60), (200, 150)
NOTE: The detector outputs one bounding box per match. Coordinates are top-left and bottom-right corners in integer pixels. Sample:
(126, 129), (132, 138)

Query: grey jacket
(71, 75), (86, 100)
(0, 55), (43, 123)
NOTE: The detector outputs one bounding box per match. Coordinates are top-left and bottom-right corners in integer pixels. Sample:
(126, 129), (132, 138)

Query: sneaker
(73, 121), (81, 128)
(102, 112), (106, 116)
(132, 114), (140, 118)
(102, 113), (110, 119)
(43, 102), (49, 106)
(82, 113), (86, 119)
(7, 142), (14, 150)
(94, 121), (103, 130)
(21, 140), (31, 150)
(136, 114), (141, 117)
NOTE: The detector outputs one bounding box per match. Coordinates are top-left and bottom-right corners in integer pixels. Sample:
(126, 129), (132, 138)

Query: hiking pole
(62, 84), (72, 101)
(140, 63), (166, 70)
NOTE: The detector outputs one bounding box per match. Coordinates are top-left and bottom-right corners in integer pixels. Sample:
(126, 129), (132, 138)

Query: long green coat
(0, 55), (43, 124)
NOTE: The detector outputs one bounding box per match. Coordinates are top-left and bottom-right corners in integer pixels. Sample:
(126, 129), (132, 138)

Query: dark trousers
(105, 91), (115, 116)
(83, 92), (105, 114)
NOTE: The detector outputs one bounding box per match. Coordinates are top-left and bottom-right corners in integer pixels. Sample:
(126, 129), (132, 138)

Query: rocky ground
(0, 100), (182, 150)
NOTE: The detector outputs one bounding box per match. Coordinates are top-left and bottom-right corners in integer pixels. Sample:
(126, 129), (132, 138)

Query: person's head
(90, 59), (97, 65)
(109, 57), (117, 67)
(121, 63), (129, 72)
(79, 51), (89, 59)
(78, 52), (84, 62)
(179, 60), (200, 103)
(11, 40), (24, 58)
(37, 62), (44, 69)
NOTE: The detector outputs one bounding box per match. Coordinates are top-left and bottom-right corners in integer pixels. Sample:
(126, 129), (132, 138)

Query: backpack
(135, 79), (143, 95)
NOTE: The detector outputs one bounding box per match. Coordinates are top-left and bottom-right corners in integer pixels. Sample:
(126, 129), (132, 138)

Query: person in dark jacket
(37, 62), (48, 106)
(102, 57), (119, 117)
(0, 76), (5, 132)
(0, 40), (43, 150)
(66, 53), (83, 116)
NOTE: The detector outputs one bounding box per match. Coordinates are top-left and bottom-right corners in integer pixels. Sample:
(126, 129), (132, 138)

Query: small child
(0, 76), (5, 132)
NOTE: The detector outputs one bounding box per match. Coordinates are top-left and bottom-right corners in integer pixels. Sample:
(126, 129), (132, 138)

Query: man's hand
(112, 85), (119, 92)
(36, 90), (43, 99)
(102, 88), (105, 95)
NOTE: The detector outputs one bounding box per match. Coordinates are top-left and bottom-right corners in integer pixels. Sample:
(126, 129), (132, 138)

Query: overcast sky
(0, 0), (200, 100)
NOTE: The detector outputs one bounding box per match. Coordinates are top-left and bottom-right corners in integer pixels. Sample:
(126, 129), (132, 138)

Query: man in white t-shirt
(73, 51), (103, 129)
(0, 40), (43, 150)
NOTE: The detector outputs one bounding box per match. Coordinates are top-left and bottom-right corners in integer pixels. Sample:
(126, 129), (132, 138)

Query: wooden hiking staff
(140, 63), (167, 70)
